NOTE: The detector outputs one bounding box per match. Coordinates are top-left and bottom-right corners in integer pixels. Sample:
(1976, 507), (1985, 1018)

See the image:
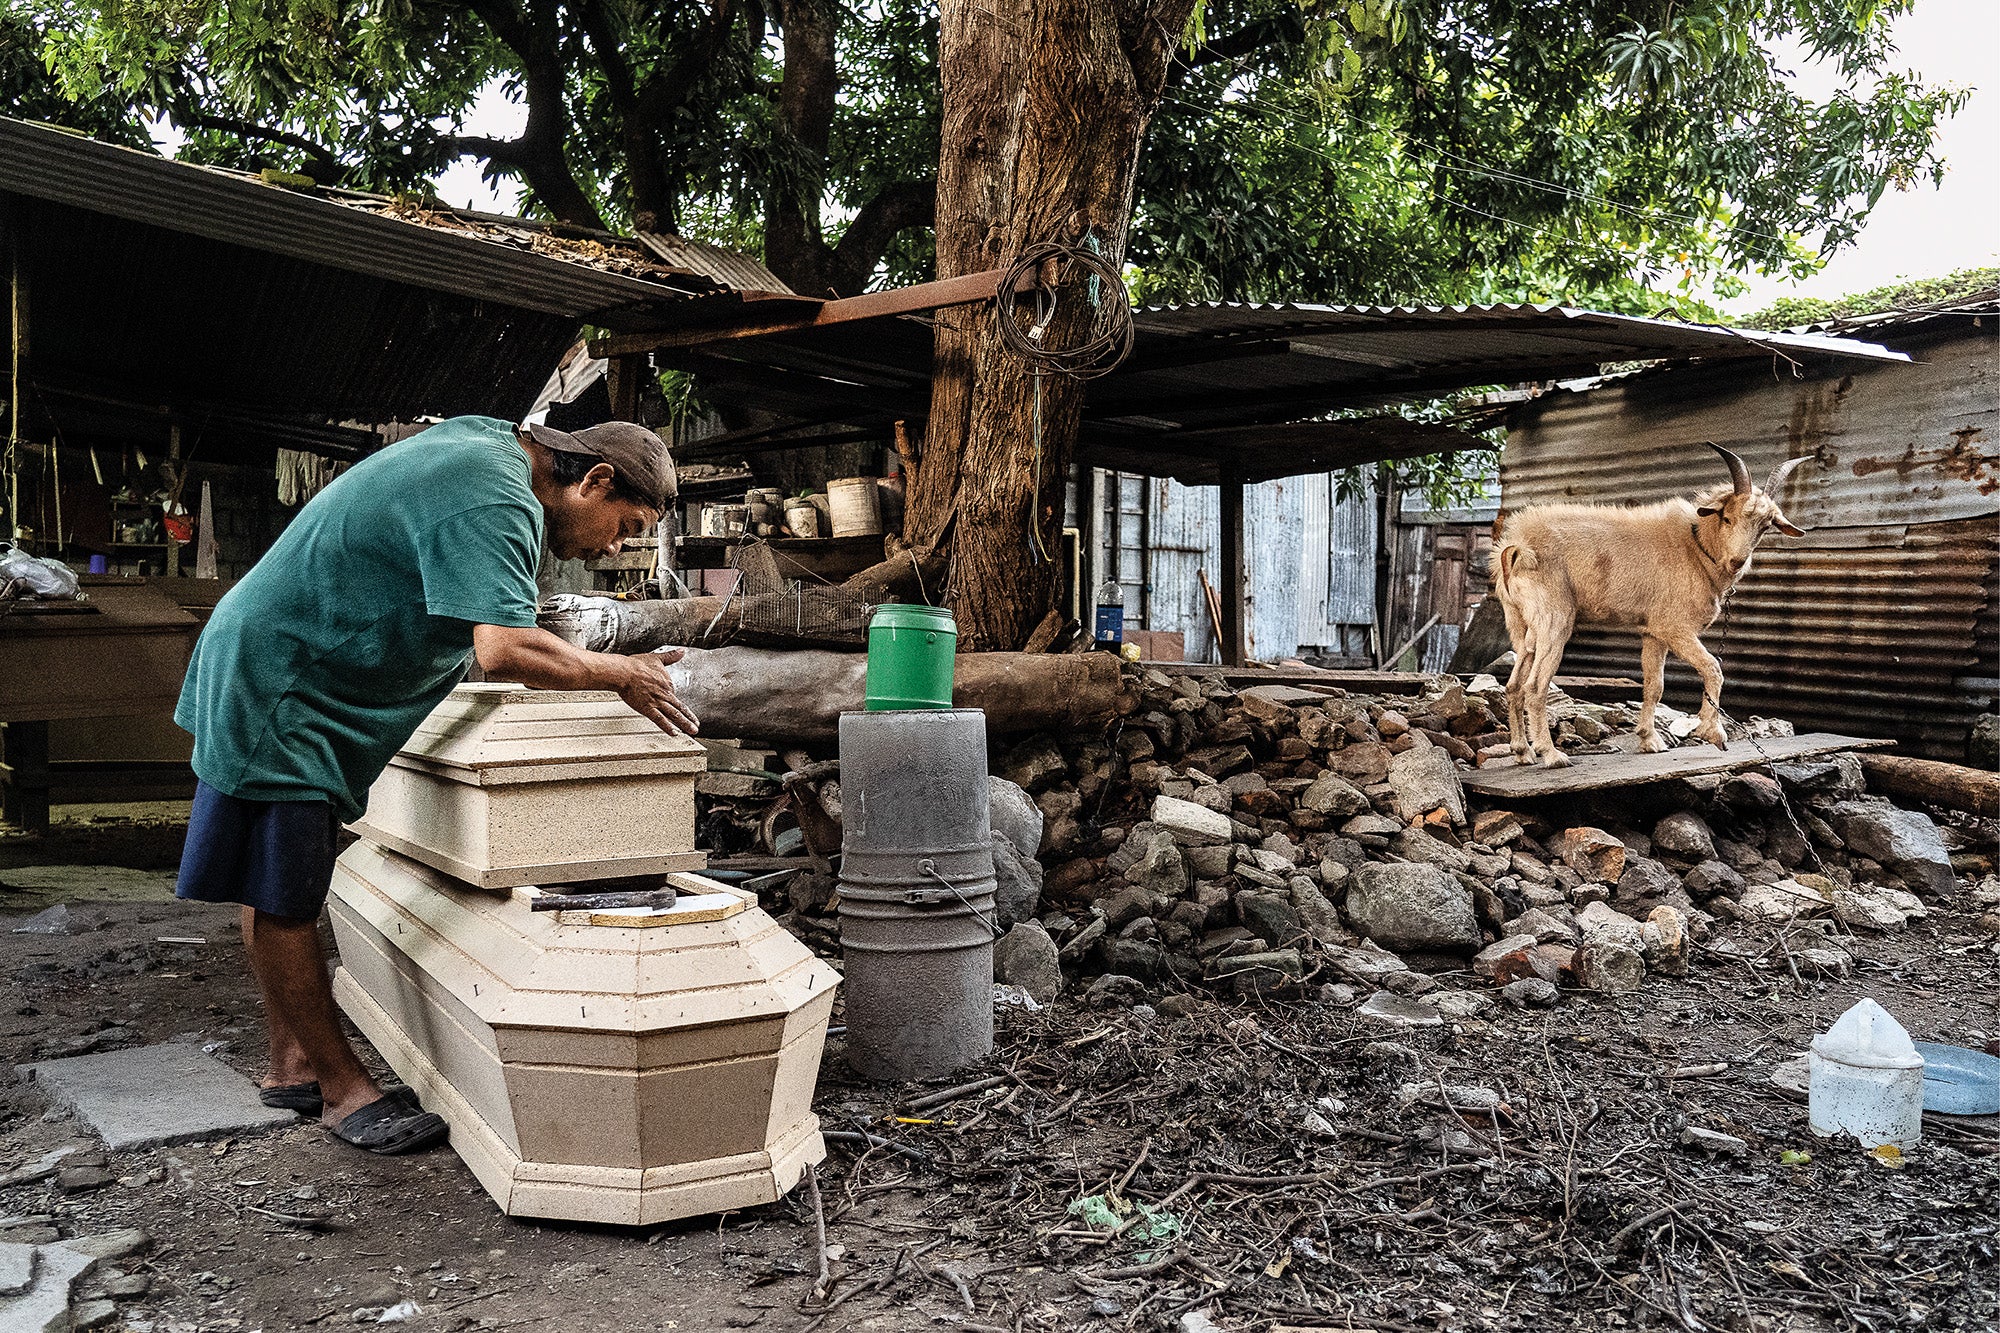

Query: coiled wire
(992, 239), (1134, 381)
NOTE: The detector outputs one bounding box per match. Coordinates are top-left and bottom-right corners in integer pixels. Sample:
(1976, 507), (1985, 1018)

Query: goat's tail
(1494, 542), (1538, 595)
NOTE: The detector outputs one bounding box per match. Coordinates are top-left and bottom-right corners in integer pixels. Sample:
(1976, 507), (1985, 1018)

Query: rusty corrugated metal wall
(1500, 312), (1998, 760)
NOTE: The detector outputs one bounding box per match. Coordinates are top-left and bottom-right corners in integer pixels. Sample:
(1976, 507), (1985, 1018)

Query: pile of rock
(954, 666), (1989, 1011)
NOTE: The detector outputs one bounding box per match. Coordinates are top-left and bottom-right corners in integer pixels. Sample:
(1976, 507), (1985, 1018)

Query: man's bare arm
(472, 625), (698, 736)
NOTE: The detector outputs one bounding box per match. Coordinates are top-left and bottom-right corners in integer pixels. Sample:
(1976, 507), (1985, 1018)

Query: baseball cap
(525, 420), (677, 512)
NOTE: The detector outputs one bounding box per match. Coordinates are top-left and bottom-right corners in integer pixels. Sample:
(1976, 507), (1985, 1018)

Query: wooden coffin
(329, 841), (839, 1225)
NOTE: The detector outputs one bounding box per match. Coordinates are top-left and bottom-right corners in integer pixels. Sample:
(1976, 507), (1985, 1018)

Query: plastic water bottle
(1808, 998), (1925, 1151)
(1093, 579), (1125, 647)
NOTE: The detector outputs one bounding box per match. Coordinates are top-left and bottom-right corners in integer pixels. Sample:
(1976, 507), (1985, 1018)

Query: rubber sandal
(259, 1082), (322, 1114)
(260, 1082), (419, 1117)
(329, 1096), (449, 1156)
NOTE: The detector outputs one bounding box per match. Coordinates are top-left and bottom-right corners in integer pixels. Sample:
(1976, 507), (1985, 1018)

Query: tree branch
(173, 111), (344, 184)
(826, 178), (937, 295)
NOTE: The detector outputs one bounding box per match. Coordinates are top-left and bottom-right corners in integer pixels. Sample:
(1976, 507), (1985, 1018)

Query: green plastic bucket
(865, 605), (957, 710)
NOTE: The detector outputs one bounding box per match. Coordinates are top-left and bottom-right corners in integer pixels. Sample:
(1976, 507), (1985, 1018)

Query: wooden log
(1858, 753), (2000, 819)
(653, 646), (1127, 745)
(541, 542), (948, 652)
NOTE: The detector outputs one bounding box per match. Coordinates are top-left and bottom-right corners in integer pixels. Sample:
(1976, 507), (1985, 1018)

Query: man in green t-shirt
(175, 415), (694, 1154)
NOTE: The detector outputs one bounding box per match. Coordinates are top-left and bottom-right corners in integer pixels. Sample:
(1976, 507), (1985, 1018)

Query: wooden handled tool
(530, 888), (679, 912)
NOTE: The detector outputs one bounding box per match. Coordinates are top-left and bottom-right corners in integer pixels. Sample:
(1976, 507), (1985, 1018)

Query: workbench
(0, 577), (200, 830)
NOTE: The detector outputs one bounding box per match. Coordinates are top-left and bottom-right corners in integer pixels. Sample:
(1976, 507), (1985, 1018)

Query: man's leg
(241, 907), (380, 1125)
(241, 906), (313, 1090)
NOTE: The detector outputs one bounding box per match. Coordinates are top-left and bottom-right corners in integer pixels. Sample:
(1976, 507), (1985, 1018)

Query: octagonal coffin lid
(334, 841), (839, 1037)
(393, 683), (706, 782)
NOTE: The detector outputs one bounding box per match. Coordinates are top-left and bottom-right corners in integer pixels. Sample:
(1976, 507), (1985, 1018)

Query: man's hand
(472, 626), (700, 737)
(612, 650), (698, 736)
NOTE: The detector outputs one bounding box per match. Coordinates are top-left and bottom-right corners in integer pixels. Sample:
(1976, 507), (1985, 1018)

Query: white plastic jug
(1808, 998), (1925, 1150)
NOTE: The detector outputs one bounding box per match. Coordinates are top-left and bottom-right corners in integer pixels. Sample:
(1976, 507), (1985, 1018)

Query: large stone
(1830, 798), (1955, 896)
(1236, 891), (1305, 949)
(1355, 992), (1444, 1029)
(23, 1043), (295, 1152)
(1615, 857), (1685, 909)
(1553, 827), (1626, 883)
(990, 837), (1045, 930)
(0, 1242), (95, 1333)
(1472, 809), (1525, 847)
(0, 1242), (33, 1297)
(1384, 740), (1467, 825)
(1574, 940), (1646, 995)
(1684, 859), (1746, 900)
(1830, 886), (1909, 933)
(1341, 813), (1402, 840)
(1151, 795), (1235, 847)
(1346, 863), (1482, 952)
(988, 777), (1045, 861)
(1502, 907), (1577, 945)
(1289, 880), (1348, 945)
(1640, 907), (1689, 976)
(1972, 716), (2000, 772)
(998, 736), (1068, 793)
(1122, 831), (1189, 898)
(1772, 752), (1865, 799)
(1472, 935), (1542, 984)
(1576, 901), (1646, 952)
(1331, 742), (1393, 785)
(994, 922), (1061, 1004)
(1652, 811), (1716, 862)
(1300, 772), (1370, 819)
(1736, 878), (1829, 923)
(1390, 828), (1471, 872)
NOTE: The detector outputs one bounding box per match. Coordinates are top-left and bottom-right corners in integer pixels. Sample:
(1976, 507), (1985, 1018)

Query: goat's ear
(1695, 505), (1719, 517)
(1774, 515), (1804, 537)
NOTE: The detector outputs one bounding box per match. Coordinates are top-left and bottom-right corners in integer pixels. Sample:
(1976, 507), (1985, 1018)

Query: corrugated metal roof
(664, 297), (1907, 483)
(638, 232), (794, 296)
(0, 117), (742, 330)
(1501, 315), (1997, 760)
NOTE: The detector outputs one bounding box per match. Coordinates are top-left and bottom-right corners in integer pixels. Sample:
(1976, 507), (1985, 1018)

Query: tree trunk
(1858, 754), (2000, 819)
(904, 0), (1197, 651)
(654, 647), (1129, 745)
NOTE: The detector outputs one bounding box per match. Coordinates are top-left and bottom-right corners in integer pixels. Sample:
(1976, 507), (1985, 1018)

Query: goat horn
(1765, 454), (1809, 496)
(1705, 441), (1751, 496)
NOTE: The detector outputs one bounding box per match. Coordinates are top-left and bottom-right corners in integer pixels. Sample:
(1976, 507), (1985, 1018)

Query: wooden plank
(1138, 661), (1638, 700)
(589, 268), (1036, 357)
(1460, 732), (1896, 799)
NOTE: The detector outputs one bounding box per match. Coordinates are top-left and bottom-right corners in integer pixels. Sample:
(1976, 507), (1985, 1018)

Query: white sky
(1720, 0), (1998, 312)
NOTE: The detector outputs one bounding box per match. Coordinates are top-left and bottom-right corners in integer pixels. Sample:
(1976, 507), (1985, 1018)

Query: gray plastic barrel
(836, 709), (998, 1081)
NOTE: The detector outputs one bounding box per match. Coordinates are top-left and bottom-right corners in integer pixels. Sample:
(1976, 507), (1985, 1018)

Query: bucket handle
(915, 858), (1002, 940)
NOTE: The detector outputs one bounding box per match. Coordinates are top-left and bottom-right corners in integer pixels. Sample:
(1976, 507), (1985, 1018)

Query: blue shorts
(176, 781), (344, 920)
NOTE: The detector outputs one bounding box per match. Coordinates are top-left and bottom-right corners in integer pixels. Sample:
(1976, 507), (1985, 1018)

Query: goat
(1491, 442), (1807, 767)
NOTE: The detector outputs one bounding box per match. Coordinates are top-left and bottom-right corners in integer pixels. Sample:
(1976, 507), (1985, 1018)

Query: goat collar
(1689, 522), (1731, 584)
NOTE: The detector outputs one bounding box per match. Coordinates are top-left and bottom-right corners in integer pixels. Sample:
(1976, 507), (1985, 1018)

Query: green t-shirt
(176, 416), (543, 819)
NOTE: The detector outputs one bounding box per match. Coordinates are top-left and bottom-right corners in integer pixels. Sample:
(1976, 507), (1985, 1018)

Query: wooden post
(5, 196), (25, 542)
(1219, 464), (1247, 666)
(606, 353), (646, 422)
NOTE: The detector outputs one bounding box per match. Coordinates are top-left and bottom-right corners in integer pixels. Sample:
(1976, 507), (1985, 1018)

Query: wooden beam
(606, 352), (645, 421)
(588, 268), (1033, 358)
(1219, 464), (1248, 666)
(1460, 732), (1894, 799)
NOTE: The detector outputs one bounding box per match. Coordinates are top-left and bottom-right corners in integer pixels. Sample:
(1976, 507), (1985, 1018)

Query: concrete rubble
(720, 662), (1990, 1016)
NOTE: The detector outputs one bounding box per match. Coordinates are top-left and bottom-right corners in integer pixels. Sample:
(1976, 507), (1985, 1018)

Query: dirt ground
(1, 807), (1996, 1333)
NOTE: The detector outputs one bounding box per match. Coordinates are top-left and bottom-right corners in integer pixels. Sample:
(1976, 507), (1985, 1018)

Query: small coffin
(349, 683), (708, 888)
